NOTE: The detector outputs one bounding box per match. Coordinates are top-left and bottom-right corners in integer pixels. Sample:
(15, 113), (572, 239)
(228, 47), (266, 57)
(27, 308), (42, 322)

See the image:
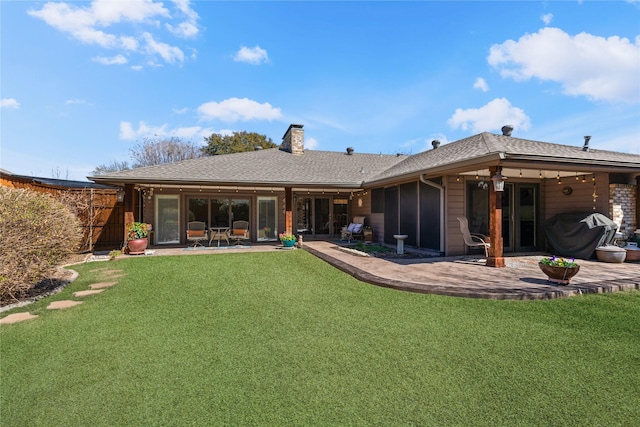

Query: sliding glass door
(257, 197), (277, 241)
(185, 196), (252, 240)
(156, 195), (180, 244)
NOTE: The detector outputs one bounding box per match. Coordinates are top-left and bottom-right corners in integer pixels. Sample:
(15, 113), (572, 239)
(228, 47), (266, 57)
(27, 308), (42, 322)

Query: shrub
(0, 187), (82, 303)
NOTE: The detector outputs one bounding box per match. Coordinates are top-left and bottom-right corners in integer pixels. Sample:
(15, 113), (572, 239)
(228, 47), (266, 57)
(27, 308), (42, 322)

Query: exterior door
(502, 183), (538, 252)
(295, 196), (341, 238)
(155, 195), (180, 244)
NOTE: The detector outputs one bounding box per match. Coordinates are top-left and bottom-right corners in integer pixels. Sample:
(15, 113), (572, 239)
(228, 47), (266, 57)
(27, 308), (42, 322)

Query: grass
(1, 250), (639, 426)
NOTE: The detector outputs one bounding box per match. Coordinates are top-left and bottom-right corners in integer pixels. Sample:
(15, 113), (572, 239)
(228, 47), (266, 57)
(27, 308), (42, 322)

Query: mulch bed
(0, 254), (87, 309)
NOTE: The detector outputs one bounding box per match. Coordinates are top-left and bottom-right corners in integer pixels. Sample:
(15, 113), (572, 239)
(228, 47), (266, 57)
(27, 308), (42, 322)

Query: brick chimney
(281, 124), (304, 154)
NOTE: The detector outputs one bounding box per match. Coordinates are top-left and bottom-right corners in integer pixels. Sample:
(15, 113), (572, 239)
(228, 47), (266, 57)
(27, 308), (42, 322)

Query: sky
(1, 0), (639, 182)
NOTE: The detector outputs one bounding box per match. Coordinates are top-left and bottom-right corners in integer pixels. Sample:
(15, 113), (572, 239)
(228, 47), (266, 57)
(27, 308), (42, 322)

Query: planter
(595, 246), (626, 263)
(127, 238), (148, 255)
(282, 239), (296, 248)
(538, 262), (580, 285)
(624, 246), (640, 262)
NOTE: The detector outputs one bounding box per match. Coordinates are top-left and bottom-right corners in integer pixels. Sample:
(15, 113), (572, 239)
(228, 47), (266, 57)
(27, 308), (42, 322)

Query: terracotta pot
(127, 238), (148, 254)
(538, 262), (580, 285)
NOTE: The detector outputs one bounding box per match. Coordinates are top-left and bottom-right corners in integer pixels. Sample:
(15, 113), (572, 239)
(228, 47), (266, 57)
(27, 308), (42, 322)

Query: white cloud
(65, 99), (92, 106)
(234, 46), (269, 65)
(305, 137), (319, 150)
(541, 13), (553, 25)
(447, 98), (531, 133)
(197, 98), (283, 122)
(488, 27), (640, 103)
(119, 120), (213, 141)
(142, 32), (184, 64)
(28, 0), (197, 66)
(92, 54), (127, 65)
(166, 0), (199, 38)
(473, 77), (489, 92)
(1, 98), (20, 109)
(173, 107), (189, 115)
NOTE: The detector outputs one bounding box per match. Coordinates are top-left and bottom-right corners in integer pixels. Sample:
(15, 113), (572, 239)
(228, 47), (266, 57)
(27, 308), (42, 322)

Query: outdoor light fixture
(491, 172), (506, 192)
(116, 189), (125, 203)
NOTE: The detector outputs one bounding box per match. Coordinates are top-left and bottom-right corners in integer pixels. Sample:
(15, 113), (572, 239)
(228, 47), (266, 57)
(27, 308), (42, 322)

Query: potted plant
(279, 233), (297, 248)
(538, 255), (580, 285)
(127, 222), (149, 254)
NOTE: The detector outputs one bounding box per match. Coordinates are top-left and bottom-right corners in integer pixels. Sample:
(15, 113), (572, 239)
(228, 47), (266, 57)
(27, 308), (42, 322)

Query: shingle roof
(89, 133), (640, 188)
(368, 132), (640, 184)
(90, 148), (408, 188)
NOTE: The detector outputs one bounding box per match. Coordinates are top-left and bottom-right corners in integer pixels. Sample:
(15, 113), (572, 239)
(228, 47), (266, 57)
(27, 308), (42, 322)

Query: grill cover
(544, 212), (618, 259)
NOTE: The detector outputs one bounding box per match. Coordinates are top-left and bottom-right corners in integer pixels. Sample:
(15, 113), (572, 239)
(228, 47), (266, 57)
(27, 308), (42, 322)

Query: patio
(139, 241), (640, 300)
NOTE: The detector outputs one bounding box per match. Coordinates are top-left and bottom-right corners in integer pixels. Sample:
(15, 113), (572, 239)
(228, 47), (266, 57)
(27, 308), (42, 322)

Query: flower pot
(595, 246), (626, 263)
(538, 262), (580, 285)
(282, 239), (296, 248)
(127, 238), (148, 255)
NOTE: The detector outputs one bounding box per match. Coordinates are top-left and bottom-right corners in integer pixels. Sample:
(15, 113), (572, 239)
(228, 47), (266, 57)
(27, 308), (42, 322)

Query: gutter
(419, 174), (445, 254)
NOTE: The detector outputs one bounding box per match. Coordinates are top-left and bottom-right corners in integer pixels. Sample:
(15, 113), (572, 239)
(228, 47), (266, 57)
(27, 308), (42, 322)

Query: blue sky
(2, 0), (639, 181)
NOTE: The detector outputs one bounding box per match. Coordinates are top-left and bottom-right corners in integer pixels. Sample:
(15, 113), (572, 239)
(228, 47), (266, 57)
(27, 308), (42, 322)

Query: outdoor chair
(186, 221), (208, 248)
(341, 216), (366, 242)
(457, 217), (490, 257)
(229, 220), (250, 246)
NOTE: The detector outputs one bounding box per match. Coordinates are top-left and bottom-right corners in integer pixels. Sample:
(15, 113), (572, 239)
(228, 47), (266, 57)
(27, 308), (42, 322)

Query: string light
(575, 172), (579, 181)
(582, 175), (586, 183)
(539, 170), (543, 179)
(475, 171), (479, 180)
(519, 169), (522, 178)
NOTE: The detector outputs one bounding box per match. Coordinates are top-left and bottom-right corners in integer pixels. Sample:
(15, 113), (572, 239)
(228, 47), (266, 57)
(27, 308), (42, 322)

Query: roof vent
(432, 140), (440, 149)
(501, 125), (513, 136)
(583, 136), (591, 152)
(346, 147), (354, 155)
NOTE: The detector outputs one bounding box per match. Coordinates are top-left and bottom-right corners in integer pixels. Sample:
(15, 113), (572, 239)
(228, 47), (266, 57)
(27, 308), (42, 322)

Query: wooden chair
(457, 217), (490, 257)
(229, 220), (250, 246)
(186, 221), (208, 248)
(341, 216), (366, 242)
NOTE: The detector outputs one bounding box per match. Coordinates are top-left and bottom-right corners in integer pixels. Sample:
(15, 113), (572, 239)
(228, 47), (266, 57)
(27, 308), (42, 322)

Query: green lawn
(2, 251), (639, 426)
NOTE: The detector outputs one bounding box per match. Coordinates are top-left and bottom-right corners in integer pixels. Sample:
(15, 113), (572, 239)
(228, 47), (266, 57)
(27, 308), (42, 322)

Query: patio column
(123, 183), (135, 249)
(486, 166), (505, 268)
(285, 186), (293, 235)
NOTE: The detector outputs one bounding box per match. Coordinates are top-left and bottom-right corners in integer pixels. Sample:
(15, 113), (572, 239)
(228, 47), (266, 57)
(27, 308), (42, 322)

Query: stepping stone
(73, 289), (104, 297)
(89, 282), (117, 290)
(0, 312), (38, 325)
(99, 269), (124, 276)
(47, 300), (83, 310)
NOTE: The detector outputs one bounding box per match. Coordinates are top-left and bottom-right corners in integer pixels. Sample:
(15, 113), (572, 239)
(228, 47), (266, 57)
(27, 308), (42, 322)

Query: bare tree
(131, 137), (203, 167)
(92, 160), (131, 175)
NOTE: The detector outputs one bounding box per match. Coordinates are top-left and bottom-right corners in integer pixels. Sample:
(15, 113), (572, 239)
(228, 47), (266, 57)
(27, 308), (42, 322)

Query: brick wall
(610, 183), (637, 239)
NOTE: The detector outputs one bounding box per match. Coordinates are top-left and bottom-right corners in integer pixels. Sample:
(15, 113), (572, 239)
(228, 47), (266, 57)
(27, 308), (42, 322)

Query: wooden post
(285, 187), (293, 235)
(123, 184), (135, 250)
(486, 166), (506, 268)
